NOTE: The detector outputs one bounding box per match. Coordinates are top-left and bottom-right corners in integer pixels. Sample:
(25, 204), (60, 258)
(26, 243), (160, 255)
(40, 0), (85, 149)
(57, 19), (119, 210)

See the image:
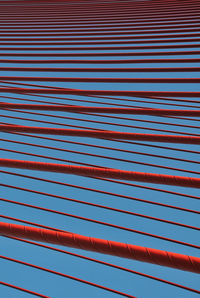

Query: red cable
(2, 66), (200, 73)
(2, 88), (200, 98)
(2, 131), (199, 165)
(3, 85), (200, 112)
(1, 169), (199, 211)
(0, 255), (135, 298)
(0, 158), (200, 188)
(2, 196), (199, 232)
(1, 179), (198, 215)
(1, 18), (200, 27)
(1, 137), (199, 175)
(2, 84), (200, 111)
(0, 44), (199, 51)
(0, 214), (68, 233)
(2, 37), (200, 45)
(0, 125), (200, 144)
(3, 122), (200, 156)
(2, 108), (199, 137)
(0, 15), (198, 24)
(2, 24), (200, 33)
(5, 236), (200, 295)
(0, 198), (200, 249)
(1, 58), (200, 64)
(1, 50), (200, 56)
(2, 91), (200, 130)
(0, 106), (200, 136)
(1, 103), (200, 117)
(1, 222), (200, 273)
(1, 21), (200, 31)
(0, 281), (49, 298)
(1, 12), (200, 21)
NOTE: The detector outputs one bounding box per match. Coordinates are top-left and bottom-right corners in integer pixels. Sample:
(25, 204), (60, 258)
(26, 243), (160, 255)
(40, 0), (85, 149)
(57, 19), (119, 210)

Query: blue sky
(0, 2), (200, 297)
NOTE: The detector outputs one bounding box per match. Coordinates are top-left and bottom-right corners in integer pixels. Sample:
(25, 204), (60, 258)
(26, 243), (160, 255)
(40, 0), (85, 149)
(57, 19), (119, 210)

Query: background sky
(0, 0), (199, 297)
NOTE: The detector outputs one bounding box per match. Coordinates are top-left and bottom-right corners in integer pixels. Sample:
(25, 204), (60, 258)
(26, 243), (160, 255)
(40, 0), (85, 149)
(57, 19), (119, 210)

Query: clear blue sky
(0, 1), (200, 297)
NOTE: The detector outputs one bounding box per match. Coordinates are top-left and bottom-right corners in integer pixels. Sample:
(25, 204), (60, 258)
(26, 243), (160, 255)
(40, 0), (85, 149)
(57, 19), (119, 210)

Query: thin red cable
(3, 86), (200, 115)
(0, 125), (200, 144)
(2, 91), (200, 130)
(0, 17), (199, 26)
(0, 214), (69, 233)
(1, 21), (200, 30)
(1, 178), (198, 215)
(0, 15), (199, 24)
(1, 137), (200, 175)
(0, 255), (135, 298)
(3, 122), (200, 157)
(2, 107), (199, 137)
(2, 83), (200, 111)
(1, 50), (200, 56)
(2, 37), (200, 45)
(0, 281), (49, 298)
(5, 236), (200, 295)
(2, 25), (200, 34)
(2, 131), (199, 165)
(1, 196), (199, 232)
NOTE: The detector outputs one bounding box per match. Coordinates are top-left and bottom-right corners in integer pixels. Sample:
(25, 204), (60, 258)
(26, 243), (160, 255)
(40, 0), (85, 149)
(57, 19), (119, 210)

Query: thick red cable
(2, 91), (200, 129)
(1, 58), (200, 64)
(1, 88), (200, 98)
(0, 17), (199, 27)
(0, 44), (200, 51)
(2, 26), (200, 34)
(0, 281), (49, 298)
(1, 22), (200, 31)
(3, 85), (200, 111)
(1, 6), (200, 16)
(3, 27), (199, 35)
(1, 50), (200, 56)
(4, 108), (198, 138)
(2, 91), (200, 113)
(2, 37), (200, 45)
(0, 158), (200, 188)
(6, 236), (200, 295)
(6, 202), (196, 252)
(1, 222), (200, 273)
(1, 13), (200, 22)
(0, 85), (199, 124)
(0, 130), (200, 175)
(2, 84), (200, 111)
(3, 122), (200, 156)
(2, 66), (200, 72)
(0, 125), (200, 145)
(0, 15), (199, 25)
(1, 103), (200, 117)
(0, 214), (68, 233)
(1, 142), (199, 178)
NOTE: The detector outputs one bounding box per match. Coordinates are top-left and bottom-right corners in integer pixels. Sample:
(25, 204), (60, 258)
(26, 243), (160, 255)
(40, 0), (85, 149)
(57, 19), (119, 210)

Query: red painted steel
(0, 222), (200, 273)
(0, 158), (200, 188)
(1, 103), (200, 116)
